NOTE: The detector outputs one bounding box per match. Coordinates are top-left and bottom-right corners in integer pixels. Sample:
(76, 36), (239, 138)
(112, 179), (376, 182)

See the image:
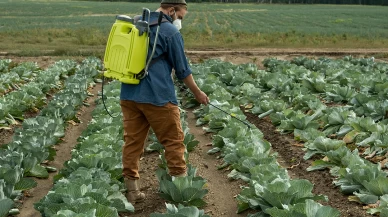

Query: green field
(1, 0), (388, 56)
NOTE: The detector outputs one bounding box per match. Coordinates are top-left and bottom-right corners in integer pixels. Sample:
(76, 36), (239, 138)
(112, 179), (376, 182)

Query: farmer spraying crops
(120, 0), (209, 204)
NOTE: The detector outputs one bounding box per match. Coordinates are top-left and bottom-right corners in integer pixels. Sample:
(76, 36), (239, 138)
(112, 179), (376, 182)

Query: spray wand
(208, 102), (251, 129)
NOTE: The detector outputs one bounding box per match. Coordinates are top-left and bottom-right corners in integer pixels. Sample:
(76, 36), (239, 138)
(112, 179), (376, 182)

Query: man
(120, 0), (209, 204)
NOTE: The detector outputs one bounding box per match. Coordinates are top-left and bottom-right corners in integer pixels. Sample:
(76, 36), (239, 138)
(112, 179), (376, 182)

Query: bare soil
(186, 48), (388, 69)
(127, 110), (256, 217)
(3, 48), (385, 217)
(0, 128), (14, 146)
(243, 113), (369, 217)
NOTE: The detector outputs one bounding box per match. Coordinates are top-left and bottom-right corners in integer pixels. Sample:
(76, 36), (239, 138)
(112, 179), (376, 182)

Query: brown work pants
(120, 100), (186, 180)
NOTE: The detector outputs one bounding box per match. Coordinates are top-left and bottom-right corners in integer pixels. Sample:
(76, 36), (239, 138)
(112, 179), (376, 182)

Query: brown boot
(124, 178), (145, 203)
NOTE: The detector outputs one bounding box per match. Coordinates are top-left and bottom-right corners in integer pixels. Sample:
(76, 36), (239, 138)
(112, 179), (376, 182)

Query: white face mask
(173, 19), (182, 31)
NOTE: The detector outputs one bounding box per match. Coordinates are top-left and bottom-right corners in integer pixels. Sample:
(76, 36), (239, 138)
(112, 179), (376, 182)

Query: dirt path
(186, 110), (256, 217)
(125, 109), (255, 217)
(0, 129), (14, 146)
(17, 84), (101, 217)
(186, 48), (388, 69)
(244, 113), (369, 217)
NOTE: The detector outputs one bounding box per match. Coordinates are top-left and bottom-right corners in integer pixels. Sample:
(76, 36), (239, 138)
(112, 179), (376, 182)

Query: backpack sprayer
(102, 9), (165, 118)
(103, 9), (164, 84)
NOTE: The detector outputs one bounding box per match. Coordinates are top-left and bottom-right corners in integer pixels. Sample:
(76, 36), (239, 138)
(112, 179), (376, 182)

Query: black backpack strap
(149, 18), (169, 26)
(134, 15), (169, 26)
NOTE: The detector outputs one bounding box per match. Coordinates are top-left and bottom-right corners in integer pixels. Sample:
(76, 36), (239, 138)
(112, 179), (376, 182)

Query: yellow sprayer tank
(103, 15), (149, 84)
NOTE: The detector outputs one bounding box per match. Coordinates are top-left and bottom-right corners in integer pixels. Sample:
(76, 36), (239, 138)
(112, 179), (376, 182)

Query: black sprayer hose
(101, 75), (119, 119)
(208, 102), (251, 129)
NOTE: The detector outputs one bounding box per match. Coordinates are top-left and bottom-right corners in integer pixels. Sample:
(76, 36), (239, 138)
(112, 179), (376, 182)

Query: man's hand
(182, 74), (210, 105)
(194, 90), (209, 105)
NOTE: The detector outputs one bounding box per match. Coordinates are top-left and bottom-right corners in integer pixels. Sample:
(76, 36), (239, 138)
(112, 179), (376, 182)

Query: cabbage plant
(150, 203), (210, 217)
(156, 166), (208, 207)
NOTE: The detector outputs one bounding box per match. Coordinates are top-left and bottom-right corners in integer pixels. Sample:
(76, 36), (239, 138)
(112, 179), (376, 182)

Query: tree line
(253, 0), (387, 4)
(99, 0), (387, 5)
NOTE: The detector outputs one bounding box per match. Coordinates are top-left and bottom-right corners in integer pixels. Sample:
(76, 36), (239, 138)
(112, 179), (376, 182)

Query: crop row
(0, 59), (77, 127)
(173, 61), (341, 216)
(0, 59), (41, 97)
(183, 56), (388, 216)
(0, 57), (101, 216)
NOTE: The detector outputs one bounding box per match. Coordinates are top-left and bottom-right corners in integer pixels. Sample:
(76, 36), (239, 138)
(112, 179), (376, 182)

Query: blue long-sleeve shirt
(120, 12), (192, 106)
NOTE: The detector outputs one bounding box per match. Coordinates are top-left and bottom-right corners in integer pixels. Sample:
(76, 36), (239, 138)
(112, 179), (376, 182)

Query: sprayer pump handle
(158, 11), (163, 25)
(142, 9), (147, 21)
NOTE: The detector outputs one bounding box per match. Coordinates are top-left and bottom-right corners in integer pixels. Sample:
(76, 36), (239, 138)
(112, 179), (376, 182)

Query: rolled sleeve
(167, 32), (192, 80)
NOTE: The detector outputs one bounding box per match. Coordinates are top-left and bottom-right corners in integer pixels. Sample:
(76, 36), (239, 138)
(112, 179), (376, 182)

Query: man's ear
(169, 7), (175, 16)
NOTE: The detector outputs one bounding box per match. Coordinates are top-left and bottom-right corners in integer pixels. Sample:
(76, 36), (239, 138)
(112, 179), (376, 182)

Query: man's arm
(182, 74), (209, 105)
(167, 32), (209, 105)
